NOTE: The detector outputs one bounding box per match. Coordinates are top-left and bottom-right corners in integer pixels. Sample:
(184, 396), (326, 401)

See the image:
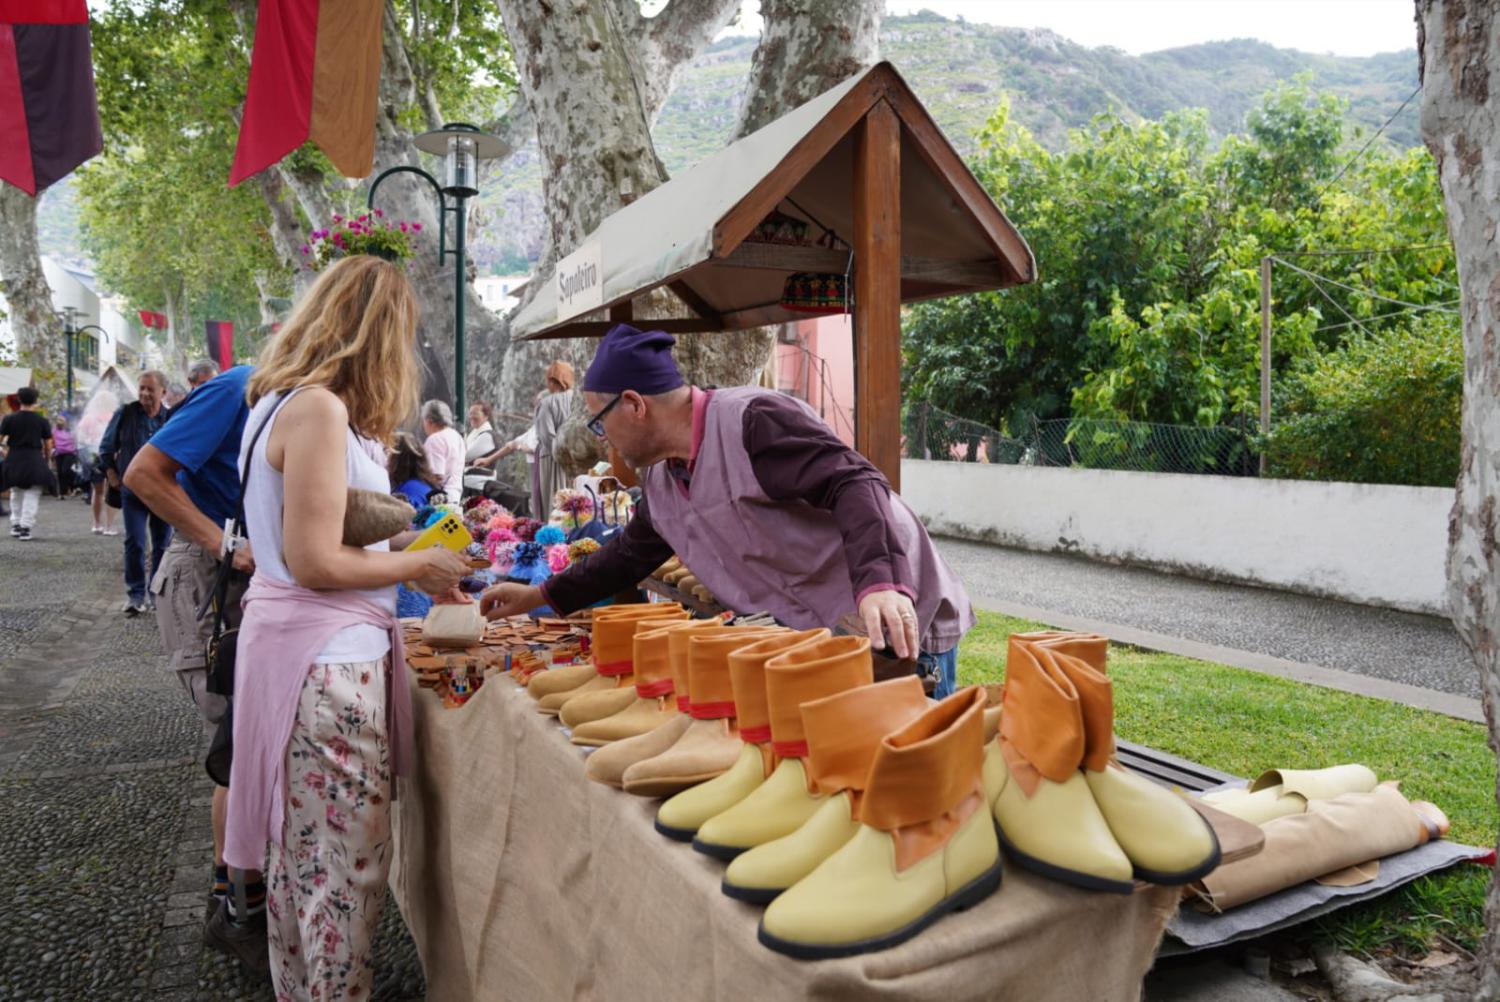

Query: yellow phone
(404, 513), (472, 554)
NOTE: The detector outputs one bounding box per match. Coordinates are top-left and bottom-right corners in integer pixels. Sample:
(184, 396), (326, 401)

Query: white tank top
(240, 388), (395, 663)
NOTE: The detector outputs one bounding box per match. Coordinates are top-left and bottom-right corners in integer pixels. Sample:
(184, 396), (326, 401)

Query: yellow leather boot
(1200, 764), (1379, 824)
(991, 634), (1134, 893)
(656, 629), (827, 840)
(723, 675), (928, 903)
(584, 619), (723, 786)
(537, 604), (684, 715)
(693, 636), (873, 861)
(572, 617), (713, 747)
(620, 626), (782, 798)
(759, 686), (1000, 959)
(1043, 638), (1221, 885)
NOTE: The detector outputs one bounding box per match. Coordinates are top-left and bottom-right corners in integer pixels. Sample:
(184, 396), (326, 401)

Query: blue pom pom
(536, 524), (566, 546)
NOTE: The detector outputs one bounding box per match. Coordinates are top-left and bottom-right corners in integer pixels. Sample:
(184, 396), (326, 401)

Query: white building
(0, 255), (147, 391)
(474, 274), (531, 315)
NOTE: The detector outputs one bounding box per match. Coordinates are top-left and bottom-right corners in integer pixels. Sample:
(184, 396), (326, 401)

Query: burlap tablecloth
(391, 673), (1179, 1002)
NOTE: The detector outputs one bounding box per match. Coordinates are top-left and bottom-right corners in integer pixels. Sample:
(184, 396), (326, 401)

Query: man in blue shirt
(123, 363), (266, 972)
(100, 370), (172, 615)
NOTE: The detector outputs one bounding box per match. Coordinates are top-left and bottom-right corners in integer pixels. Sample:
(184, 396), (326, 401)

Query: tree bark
(1418, 1), (1500, 997)
(733, 0), (882, 139)
(0, 184), (62, 397)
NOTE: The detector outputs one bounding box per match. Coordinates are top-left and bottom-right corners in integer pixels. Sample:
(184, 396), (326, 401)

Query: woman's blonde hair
(248, 255), (420, 442)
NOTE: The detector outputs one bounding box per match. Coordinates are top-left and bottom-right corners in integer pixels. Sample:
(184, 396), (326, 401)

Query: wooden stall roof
(511, 61), (1035, 342)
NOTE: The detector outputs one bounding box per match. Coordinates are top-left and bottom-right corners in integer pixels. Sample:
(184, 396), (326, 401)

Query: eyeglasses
(587, 394), (623, 438)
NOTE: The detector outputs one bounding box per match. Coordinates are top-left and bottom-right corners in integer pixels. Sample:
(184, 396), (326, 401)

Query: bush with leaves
(1263, 313), (1462, 487)
(903, 76), (1459, 485)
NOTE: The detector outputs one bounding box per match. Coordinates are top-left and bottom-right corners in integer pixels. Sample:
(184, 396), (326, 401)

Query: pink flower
(321, 925), (344, 954)
(303, 770), (327, 795)
(326, 804), (349, 834)
(399, 222), (408, 232)
(300, 245), (309, 255)
(332, 214), (343, 223)
(326, 734), (352, 766)
(374, 209), (383, 218)
(412, 222), (422, 232)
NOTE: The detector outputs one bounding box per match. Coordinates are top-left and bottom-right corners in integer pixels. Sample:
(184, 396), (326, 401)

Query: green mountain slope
(42, 12), (1420, 280)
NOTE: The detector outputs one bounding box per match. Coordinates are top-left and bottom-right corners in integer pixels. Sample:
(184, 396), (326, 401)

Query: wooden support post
(1259, 256), (1272, 475)
(853, 100), (903, 492)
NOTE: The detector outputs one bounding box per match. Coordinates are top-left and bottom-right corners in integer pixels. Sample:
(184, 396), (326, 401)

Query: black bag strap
(198, 391), (295, 626)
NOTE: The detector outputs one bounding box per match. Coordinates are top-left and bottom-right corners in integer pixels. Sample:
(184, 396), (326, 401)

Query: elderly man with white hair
(420, 398), (465, 500)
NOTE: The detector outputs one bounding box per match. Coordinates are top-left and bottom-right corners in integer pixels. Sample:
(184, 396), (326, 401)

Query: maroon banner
(0, 1), (87, 22)
(205, 320), (234, 370)
(0, 12), (100, 194)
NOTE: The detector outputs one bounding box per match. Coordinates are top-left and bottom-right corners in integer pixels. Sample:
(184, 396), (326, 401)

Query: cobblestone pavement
(935, 537), (1477, 699)
(0, 497), (426, 1001)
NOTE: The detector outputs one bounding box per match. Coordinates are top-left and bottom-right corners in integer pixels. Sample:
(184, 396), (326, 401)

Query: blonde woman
(219, 257), (467, 994)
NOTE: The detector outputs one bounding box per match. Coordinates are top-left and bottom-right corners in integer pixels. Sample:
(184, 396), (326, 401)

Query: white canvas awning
(511, 61), (1034, 342)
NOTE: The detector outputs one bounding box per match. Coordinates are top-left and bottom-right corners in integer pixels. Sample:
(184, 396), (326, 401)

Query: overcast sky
(721, 1), (1419, 58)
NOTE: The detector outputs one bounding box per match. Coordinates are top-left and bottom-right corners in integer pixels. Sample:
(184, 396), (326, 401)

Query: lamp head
(415, 123), (509, 198)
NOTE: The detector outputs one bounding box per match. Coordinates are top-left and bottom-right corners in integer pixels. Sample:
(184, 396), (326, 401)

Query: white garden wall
(900, 460), (1454, 615)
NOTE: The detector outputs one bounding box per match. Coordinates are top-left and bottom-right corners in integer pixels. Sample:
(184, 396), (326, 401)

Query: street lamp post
(60, 306), (109, 411)
(366, 122), (509, 419)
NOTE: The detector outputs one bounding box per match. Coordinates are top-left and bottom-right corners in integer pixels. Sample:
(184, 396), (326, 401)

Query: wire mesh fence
(903, 402), (1260, 477)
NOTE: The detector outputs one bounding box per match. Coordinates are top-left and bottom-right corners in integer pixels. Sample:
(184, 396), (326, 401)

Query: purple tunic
(544, 387), (973, 653)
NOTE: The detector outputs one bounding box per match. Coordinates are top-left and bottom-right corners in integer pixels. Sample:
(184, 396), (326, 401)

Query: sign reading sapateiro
(555, 240), (603, 320)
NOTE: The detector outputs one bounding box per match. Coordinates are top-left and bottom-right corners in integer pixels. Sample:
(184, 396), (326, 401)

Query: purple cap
(583, 324), (685, 396)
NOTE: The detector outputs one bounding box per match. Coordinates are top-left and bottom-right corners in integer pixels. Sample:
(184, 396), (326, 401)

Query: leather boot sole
(996, 826), (1134, 894)
(721, 879), (780, 905)
(756, 855), (1003, 960)
(691, 836), (749, 862)
(654, 818), (698, 842)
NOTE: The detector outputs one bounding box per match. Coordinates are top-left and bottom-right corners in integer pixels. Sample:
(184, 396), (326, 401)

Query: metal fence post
(1259, 255), (1272, 475)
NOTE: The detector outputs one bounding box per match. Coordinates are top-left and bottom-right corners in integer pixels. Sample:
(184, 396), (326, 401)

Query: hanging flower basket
(302, 210), (422, 270)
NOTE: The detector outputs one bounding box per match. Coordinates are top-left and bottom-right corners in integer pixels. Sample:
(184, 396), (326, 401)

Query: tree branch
(636, 0), (741, 121)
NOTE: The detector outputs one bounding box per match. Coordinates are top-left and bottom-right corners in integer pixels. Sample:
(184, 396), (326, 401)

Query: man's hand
(858, 589), (920, 661)
(105, 469), (121, 489)
(480, 582), (545, 620)
(230, 541), (255, 575)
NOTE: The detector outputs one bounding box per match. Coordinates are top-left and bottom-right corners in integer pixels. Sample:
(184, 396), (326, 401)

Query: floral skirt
(268, 658), (393, 1002)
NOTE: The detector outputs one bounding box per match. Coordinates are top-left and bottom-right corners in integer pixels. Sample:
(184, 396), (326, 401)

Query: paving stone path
(0, 497), (425, 1001)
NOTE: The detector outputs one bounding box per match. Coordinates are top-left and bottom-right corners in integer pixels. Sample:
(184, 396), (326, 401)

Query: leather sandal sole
(721, 879), (781, 905)
(1128, 825), (1222, 886)
(756, 855), (1003, 961)
(995, 827), (1135, 895)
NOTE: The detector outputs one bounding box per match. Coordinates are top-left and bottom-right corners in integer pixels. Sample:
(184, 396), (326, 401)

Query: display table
(391, 672), (1182, 1002)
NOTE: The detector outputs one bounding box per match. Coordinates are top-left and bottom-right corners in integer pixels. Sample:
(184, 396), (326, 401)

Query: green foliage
(79, 1), (281, 344)
(1265, 314), (1462, 486)
(903, 75), (1457, 485)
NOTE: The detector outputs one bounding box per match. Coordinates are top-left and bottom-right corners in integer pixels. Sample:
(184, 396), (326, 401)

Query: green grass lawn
(958, 609), (1497, 956)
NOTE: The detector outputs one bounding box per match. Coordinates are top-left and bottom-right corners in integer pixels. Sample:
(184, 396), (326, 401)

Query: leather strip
(688, 699), (736, 720)
(771, 738), (809, 759)
(595, 658), (634, 677)
(739, 724), (772, 744)
(635, 677), (674, 699)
